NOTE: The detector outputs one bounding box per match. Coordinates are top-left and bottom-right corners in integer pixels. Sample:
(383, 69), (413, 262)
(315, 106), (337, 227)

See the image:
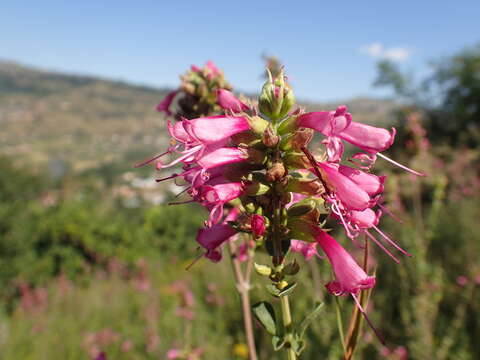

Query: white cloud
(360, 42), (413, 62)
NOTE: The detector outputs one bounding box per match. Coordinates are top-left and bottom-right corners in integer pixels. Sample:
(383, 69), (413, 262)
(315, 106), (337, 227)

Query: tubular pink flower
(183, 116), (250, 144)
(297, 105), (351, 136)
(197, 180), (244, 225)
(156, 91), (178, 116)
(338, 165), (385, 196)
(317, 162), (372, 211)
(338, 122), (396, 153)
(315, 229), (375, 295)
(348, 208), (382, 229)
(251, 214), (266, 236)
(196, 224), (237, 262)
(168, 119), (193, 143)
(196, 147), (247, 170)
(217, 89), (249, 112)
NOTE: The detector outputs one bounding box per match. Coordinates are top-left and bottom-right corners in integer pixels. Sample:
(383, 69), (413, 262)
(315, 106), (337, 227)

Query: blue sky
(1, 1), (479, 101)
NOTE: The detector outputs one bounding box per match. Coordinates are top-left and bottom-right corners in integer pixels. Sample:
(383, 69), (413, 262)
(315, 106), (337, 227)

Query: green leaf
(252, 301), (277, 335)
(297, 302), (325, 339)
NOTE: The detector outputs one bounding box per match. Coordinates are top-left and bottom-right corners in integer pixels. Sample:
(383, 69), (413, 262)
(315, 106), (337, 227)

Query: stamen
(185, 251), (205, 270)
(330, 200), (354, 239)
(351, 293), (385, 345)
(378, 203), (403, 224)
(377, 152), (425, 177)
(372, 225), (411, 256)
(155, 173), (179, 182)
(134, 149), (171, 168)
(168, 200), (195, 206)
(364, 230), (400, 264)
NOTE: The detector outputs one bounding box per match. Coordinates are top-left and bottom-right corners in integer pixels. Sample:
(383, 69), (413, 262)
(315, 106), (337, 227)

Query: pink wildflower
(196, 224), (237, 262)
(156, 90), (178, 116)
(317, 162), (372, 211)
(217, 89), (249, 112)
(315, 229), (375, 295)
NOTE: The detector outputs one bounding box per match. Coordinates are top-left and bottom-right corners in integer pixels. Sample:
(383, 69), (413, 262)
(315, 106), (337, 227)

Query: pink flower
(149, 116), (250, 170)
(317, 162), (371, 211)
(251, 214), (266, 236)
(297, 105), (351, 136)
(315, 229), (375, 295)
(196, 223), (237, 262)
(156, 91), (178, 116)
(217, 89), (249, 112)
(348, 208), (382, 229)
(166, 349), (183, 359)
(338, 121), (396, 154)
(290, 239), (318, 260)
(196, 147), (247, 170)
(196, 180), (244, 225)
(338, 165), (385, 196)
(183, 116), (250, 145)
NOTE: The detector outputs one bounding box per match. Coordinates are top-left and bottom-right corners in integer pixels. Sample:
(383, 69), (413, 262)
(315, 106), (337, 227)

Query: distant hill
(0, 61), (396, 175)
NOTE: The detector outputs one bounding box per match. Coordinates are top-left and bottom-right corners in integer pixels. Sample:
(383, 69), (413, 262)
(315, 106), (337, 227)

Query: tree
(374, 43), (480, 146)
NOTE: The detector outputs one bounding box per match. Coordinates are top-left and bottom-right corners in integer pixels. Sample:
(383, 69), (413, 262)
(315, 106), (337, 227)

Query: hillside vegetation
(0, 61), (396, 176)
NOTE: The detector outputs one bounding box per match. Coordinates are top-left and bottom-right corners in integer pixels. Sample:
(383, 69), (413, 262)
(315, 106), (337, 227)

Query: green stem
(280, 295), (297, 360)
(334, 296), (346, 351)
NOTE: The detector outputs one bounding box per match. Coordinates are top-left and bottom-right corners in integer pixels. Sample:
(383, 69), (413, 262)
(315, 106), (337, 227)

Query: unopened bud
(259, 69), (295, 121)
(246, 148), (267, 165)
(266, 162), (286, 182)
(287, 199), (317, 217)
(245, 181), (271, 196)
(180, 82), (196, 94)
(251, 214), (266, 236)
(280, 128), (314, 151)
(284, 152), (310, 170)
(247, 115), (269, 134)
(262, 125), (279, 147)
(285, 178), (324, 196)
(254, 263), (272, 276)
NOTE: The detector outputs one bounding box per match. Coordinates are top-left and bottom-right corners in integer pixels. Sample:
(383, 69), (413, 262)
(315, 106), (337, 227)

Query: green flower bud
(247, 115), (269, 134)
(287, 199), (317, 217)
(259, 69), (295, 121)
(279, 128), (314, 151)
(285, 178), (324, 196)
(254, 263), (272, 276)
(245, 181), (271, 196)
(284, 152), (310, 170)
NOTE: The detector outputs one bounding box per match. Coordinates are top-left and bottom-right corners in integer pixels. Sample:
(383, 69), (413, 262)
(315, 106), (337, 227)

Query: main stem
(271, 189), (297, 360)
(228, 242), (258, 360)
(280, 294), (297, 360)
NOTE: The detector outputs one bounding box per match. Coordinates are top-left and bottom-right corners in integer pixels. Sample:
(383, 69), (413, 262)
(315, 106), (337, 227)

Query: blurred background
(0, 1), (479, 359)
